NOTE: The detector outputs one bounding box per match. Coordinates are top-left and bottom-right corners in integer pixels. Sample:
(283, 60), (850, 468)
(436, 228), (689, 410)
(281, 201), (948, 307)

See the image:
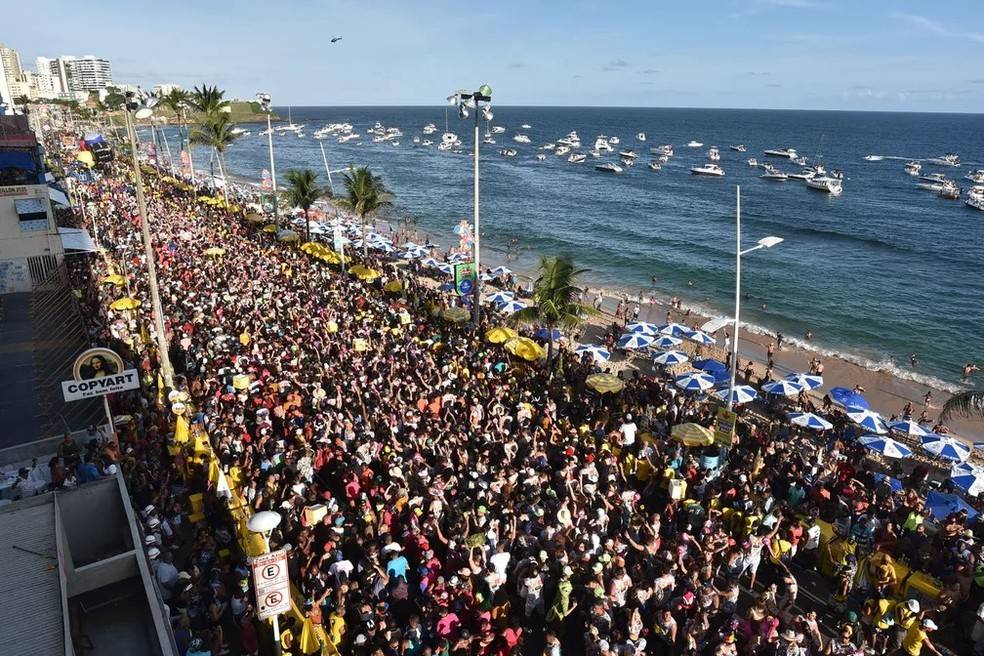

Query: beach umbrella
(829, 386), (869, 410)
(889, 419), (930, 437)
(441, 306), (471, 322)
(859, 435), (913, 459)
(535, 327), (563, 341)
(421, 257), (441, 269)
(101, 274), (126, 286)
(383, 280), (403, 293)
(684, 329), (716, 346)
(496, 300), (527, 314)
(975, 442), (984, 452)
(348, 264), (381, 281)
(585, 373), (624, 394)
(372, 242), (395, 253)
(490, 265), (512, 276)
(262, 224), (278, 233)
(919, 434), (971, 462)
(659, 322), (691, 338)
(403, 246), (429, 259)
(675, 372), (716, 393)
(625, 321), (660, 336)
(576, 344), (611, 363)
(447, 252), (469, 263)
(786, 373), (824, 390)
(671, 423), (715, 447)
(504, 336), (546, 361)
(872, 472), (904, 493)
(925, 491), (979, 523)
(403, 241), (421, 249)
(485, 326), (518, 344)
(484, 291), (514, 305)
(693, 358), (727, 375)
(436, 263), (454, 275)
(653, 350), (689, 366)
(110, 297), (141, 311)
(617, 333), (655, 350)
(651, 335), (682, 349)
(479, 272), (494, 282)
(713, 385), (758, 405)
(761, 379), (804, 397)
(787, 412), (834, 431)
(951, 463), (984, 497)
(846, 409), (888, 434)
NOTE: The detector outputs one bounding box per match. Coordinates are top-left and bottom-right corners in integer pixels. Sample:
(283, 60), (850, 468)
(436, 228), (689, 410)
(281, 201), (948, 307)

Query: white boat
(423, 123), (438, 134)
(966, 186), (984, 211)
(618, 150), (637, 159)
(787, 170), (816, 181)
(905, 161), (922, 176)
(521, 123), (532, 129)
(541, 143), (556, 150)
(924, 153), (960, 167)
(595, 137), (614, 152)
(792, 156), (807, 166)
(492, 126), (506, 134)
(637, 132), (646, 141)
(648, 161), (662, 171)
(730, 144), (746, 152)
(760, 165), (787, 181)
(568, 152), (586, 164)
(863, 155), (884, 162)
(590, 150), (601, 158)
(657, 155), (669, 163)
(338, 133), (359, 143)
(764, 147), (797, 159)
(441, 132), (460, 146)
(230, 127), (249, 136)
(620, 157), (634, 167)
(513, 134), (531, 144)
(259, 128), (273, 136)
(390, 141), (399, 146)
(422, 139), (433, 146)
(939, 180), (961, 199)
(747, 158), (760, 167)
(687, 140), (703, 148)
(691, 163), (725, 176)
(608, 136), (620, 145)
(277, 107), (305, 133)
(805, 175), (843, 195)
(483, 137), (496, 145)
(555, 145), (571, 156)
(651, 144), (673, 156)
(595, 162), (623, 173)
(707, 147), (720, 161)
(536, 153), (547, 162)
(965, 169), (984, 184)
(920, 172), (947, 183)
(499, 148), (517, 157)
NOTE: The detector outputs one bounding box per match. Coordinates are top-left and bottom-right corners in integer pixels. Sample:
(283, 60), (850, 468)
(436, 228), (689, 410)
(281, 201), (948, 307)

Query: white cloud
(894, 13), (984, 44)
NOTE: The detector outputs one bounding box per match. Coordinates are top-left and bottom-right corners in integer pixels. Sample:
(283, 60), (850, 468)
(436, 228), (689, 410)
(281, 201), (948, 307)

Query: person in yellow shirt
(894, 599), (920, 651)
(862, 597), (896, 653)
(901, 619), (942, 656)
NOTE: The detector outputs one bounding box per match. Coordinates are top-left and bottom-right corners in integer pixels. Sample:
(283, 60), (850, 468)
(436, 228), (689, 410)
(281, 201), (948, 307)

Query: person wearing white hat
(901, 618), (942, 656)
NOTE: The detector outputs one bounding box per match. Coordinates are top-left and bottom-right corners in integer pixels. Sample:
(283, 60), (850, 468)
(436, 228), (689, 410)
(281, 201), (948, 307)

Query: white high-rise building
(61, 56), (113, 91)
(0, 42), (24, 108)
(35, 57), (65, 97)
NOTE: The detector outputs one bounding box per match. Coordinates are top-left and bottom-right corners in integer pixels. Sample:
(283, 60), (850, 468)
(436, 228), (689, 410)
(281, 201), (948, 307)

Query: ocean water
(147, 107), (984, 392)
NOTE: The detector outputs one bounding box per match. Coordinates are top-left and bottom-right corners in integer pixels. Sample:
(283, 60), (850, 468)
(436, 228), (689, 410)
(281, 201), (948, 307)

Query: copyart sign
(61, 347), (140, 402)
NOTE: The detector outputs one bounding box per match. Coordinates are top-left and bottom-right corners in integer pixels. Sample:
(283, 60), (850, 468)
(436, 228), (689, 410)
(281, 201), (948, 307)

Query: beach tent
(925, 491), (978, 523)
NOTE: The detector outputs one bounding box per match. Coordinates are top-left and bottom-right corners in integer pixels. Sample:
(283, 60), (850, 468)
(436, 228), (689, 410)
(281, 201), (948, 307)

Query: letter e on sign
(250, 549), (291, 620)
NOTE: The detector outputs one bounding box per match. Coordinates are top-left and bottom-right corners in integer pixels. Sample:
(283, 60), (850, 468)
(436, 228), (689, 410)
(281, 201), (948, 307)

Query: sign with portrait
(61, 347), (140, 402)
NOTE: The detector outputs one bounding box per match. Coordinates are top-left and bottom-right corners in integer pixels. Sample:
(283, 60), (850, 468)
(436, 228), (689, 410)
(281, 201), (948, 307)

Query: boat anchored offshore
(691, 163), (725, 176)
(925, 153), (960, 167)
(568, 152), (587, 163)
(513, 134), (531, 144)
(687, 140), (703, 148)
(647, 161), (662, 171)
(730, 144), (747, 152)
(595, 162), (623, 173)
(966, 169), (984, 184)
(905, 161), (922, 176)
(760, 165), (787, 181)
(651, 144), (673, 157)
(637, 132), (646, 141)
(966, 186), (984, 211)
(765, 147), (797, 159)
(707, 147), (720, 161)
(805, 175), (843, 195)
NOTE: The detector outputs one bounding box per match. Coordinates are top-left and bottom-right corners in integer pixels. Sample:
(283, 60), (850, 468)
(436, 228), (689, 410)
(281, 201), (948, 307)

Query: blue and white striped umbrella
(787, 412), (834, 431)
(889, 420), (930, 437)
(421, 257), (441, 268)
(859, 435), (913, 459)
(374, 242), (396, 253)
(403, 245), (430, 258)
(535, 327), (563, 341)
(402, 241), (421, 249)
(976, 442), (984, 451)
(484, 291), (514, 305)
(436, 263), (455, 275)
(761, 379), (805, 397)
(846, 409), (888, 434)
(496, 300), (527, 314)
(713, 385), (758, 405)
(685, 329), (716, 346)
(920, 434), (971, 462)
(617, 333), (655, 350)
(575, 344), (611, 363)
(651, 335), (682, 349)
(785, 373), (824, 390)
(951, 462), (984, 496)
(675, 371), (717, 393)
(625, 321), (660, 336)
(653, 350), (689, 366)
(447, 252), (470, 263)
(490, 265), (512, 276)
(659, 322), (691, 338)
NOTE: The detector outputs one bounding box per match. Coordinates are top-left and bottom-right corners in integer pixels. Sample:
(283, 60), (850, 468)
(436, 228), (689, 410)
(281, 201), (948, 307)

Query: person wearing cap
(898, 618), (942, 656)
(155, 551), (179, 597)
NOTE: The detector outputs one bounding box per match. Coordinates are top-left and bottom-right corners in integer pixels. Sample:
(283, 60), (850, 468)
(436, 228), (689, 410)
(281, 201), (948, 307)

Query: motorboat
(536, 153), (547, 162)
(651, 144), (673, 156)
(423, 123), (438, 134)
(637, 132), (646, 141)
(863, 155), (884, 161)
(483, 137), (496, 145)
(618, 150), (638, 159)
(805, 175), (843, 195)
(707, 147), (720, 161)
(513, 134), (532, 144)
(657, 155), (669, 163)
(568, 152), (587, 163)
(521, 123), (532, 129)
(499, 148), (517, 157)
(595, 137), (614, 152)
(764, 147), (797, 159)
(620, 156), (635, 167)
(595, 162), (623, 173)
(608, 136), (620, 145)
(966, 186), (984, 211)
(965, 169), (984, 184)
(760, 165), (788, 181)
(687, 140), (703, 148)
(691, 163), (725, 176)
(920, 172), (947, 183)
(747, 158), (760, 167)
(647, 161), (662, 171)
(904, 161), (922, 176)
(230, 127), (249, 136)
(390, 141), (399, 146)
(787, 169), (816, 181)
(730, 144), (747, 152)
(939, 180), (961, 199)
(259, 128), (273, 136)
(792, 156), (807, 166)
(338, 133), (359, 143)
(492, 126), (506, 134)
(541, 143), (556, 150)
(422, 139), (433, 146)
(555, 145), (571, 156)
(924, 153), (960, 167)
(590, 150), (602, 158)
(412, 136), (420, 144)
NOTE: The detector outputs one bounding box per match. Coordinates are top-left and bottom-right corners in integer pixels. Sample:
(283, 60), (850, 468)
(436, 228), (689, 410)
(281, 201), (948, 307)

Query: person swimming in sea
(963, 363), (979, 382)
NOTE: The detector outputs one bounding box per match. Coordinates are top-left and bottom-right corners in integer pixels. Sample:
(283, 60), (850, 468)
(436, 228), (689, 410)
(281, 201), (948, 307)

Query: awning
(48, 186), (69, 207)
(58, 227), (97, 253)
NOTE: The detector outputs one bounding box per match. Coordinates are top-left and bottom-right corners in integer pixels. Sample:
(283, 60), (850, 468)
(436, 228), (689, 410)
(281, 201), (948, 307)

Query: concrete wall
(0, 183), (61, 293)
(58, 477), (132, 567)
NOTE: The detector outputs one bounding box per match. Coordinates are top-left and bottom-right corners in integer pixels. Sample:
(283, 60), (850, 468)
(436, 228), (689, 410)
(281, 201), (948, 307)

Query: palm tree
(333, 166), (392, 260)
(509, 255), (596, 371)
(190, 114), (240, 204)
(941, 390), (984, 421)
(157, 88), (191, 174)
(282, 169), (329, 242)
(189, 84), (229, 118)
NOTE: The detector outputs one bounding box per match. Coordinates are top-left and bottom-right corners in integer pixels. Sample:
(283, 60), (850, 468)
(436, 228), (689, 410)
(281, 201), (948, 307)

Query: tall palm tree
(509, 256), (596, 371)
(941, 390), (984, 421)
(157, 88), (191, 174)
(189, 84), (229, 118)
(282, 169), (329, 242)
(333, 166), (392, 260)
(190, 114), (239, 204)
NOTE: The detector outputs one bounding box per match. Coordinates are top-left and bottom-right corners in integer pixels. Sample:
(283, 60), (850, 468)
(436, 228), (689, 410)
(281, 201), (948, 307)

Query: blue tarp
(925, 491), (978, 523)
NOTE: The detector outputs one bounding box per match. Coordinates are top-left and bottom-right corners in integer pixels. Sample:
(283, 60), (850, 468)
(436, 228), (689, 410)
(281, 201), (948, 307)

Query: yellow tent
(348, 264), (380, 281)
(384, 279), (403, 293)
(485, 326), (518, 344)
(671, 422), (715, 447)
(262, 224), (279, 233)
(204, 247), (226, 256)
(504, 336), (546, 361)
(585, 373), (625, 394)
(101, 274), (126, 286)
(110, 297), (142, 311)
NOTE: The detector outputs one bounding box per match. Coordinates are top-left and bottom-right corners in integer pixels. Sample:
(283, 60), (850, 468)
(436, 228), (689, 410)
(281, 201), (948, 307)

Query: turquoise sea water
(149, 106), (984, 392)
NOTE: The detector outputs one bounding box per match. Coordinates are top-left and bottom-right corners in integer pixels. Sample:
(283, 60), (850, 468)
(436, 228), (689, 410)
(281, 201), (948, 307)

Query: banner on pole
(454, 261), (477, 297)
(714, 407), (737, 447)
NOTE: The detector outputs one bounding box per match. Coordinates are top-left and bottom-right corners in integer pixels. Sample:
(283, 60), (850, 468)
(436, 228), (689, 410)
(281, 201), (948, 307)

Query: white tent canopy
(58, 227), (98, 253)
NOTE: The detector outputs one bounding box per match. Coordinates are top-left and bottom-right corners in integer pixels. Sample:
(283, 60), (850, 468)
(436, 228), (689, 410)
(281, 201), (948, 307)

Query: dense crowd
(58, 148), (984, 656)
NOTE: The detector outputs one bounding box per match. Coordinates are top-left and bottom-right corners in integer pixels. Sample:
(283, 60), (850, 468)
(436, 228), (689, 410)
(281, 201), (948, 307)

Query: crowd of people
(53, 138), (984, 656)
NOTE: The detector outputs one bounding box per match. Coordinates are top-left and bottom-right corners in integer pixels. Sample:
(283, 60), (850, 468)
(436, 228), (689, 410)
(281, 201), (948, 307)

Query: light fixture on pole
(246, 511), (283, 656)
(256, 92), (279, 226)
(448, 84), (492, 325)
(725, 185), (782, 411)
(123, 89), (175, 389)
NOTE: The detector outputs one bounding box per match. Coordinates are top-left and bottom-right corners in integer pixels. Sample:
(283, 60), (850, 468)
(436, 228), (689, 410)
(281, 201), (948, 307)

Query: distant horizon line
(261, 104), (983, 116)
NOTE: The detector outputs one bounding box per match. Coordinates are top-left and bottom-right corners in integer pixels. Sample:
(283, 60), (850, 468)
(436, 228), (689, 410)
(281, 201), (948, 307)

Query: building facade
(62, 55), (113, 92)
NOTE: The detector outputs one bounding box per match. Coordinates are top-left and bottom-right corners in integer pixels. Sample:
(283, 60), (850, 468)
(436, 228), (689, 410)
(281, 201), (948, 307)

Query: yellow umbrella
(485, 326), (518, 344)
(246, 213), (265, 224)
(318, 251), (341, 265)
(670, 423), (715, 447)
(204, 247), (226, 256)
(76, 150), (94, 167)
(441, 306), (471, 322)
(262, 224), (278, 233)
(301, 242), (326, 255)
(585, 373), (625, 394)
(504, 336), (546, 361)
(101, 274), (126, 286)
(110, 297), (142, 311)
(277, 229), (300, 242)
(384, 279), (403, 293)
(348, 264), (380, 281)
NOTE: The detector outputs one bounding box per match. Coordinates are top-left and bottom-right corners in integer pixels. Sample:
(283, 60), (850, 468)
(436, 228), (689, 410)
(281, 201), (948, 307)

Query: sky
(7, 0), (984, 112)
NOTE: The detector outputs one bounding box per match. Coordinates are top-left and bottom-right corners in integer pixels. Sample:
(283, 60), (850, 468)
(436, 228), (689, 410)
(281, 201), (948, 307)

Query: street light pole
(123, 103), (175, 389)
(257, 93), (279, 226)
(472, 104), (481, 325)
